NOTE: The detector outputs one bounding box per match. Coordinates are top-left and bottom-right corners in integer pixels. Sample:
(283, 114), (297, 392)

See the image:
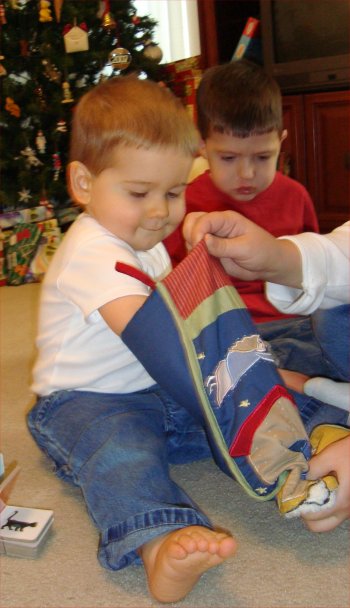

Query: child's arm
(99, 295), (148, 335)
(302, 436), (350, 532)
(183, 211), (303, 288)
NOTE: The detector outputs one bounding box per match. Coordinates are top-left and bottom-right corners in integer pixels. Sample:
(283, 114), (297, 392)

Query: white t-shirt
(266, 221), (350, 315)
(31, 213), (171, 396)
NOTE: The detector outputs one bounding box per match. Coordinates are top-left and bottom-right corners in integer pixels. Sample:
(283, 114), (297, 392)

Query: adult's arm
(266, 222), (350, 314)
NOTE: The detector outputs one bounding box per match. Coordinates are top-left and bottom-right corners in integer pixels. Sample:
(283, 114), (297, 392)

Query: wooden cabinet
(281, 90), (350, 233)
(305, 91), (350, 232)
(280, 95), (306, 185)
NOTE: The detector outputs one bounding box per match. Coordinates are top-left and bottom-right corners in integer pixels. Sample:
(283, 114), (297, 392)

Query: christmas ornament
(143, 41), (163, 64)
(5, 97), (20, 118)
(39, 0), (53, 22)
(102, 11), (116, 30)
(132, 14), (140, 26)
(53, 0), (63, 22)
(101, 1), (116, 30)
(0, 55), (6, 77)
(109, 47), (131, 71)
(20, 146), (43, 167)
(63, 22), (89, 53)
(52, 152), (62, 180)
(34, 85), (46, 111)
(42, 58), (62, 82)
(21, 117), (31, 129)
(61, 81), (74, 103)
(56, 119), (67, 132)
(0, 3), (7, 25)
(35, 130), (46, 154)
(18, 188), (32, 204)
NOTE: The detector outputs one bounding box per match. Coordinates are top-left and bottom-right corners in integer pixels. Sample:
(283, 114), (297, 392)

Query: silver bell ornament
(109, 47), (131, 70)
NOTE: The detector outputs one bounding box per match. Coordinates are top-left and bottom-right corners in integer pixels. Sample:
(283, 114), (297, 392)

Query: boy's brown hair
(69, 76), (199, 175)
(197, 59), (283, 139)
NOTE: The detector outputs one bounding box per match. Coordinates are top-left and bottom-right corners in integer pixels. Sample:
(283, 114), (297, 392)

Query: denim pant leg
(311, 304), (350, 381)
(290, 389), (349, 434)
(258, 317), (322, 374)
(258, 308), (349, 380)
(27, 388), (213, 571)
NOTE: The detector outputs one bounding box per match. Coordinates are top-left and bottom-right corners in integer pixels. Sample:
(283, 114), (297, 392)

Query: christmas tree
(0, 0), (163, 216)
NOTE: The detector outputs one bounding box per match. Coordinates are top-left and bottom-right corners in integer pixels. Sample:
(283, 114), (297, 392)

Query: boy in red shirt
(165, 59), (319, 324)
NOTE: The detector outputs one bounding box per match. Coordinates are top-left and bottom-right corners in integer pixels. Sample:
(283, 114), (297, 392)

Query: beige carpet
(1, 283), (349, 608)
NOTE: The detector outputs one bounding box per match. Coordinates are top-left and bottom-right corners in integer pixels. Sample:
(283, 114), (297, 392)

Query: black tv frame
(260, 0), (349, 93)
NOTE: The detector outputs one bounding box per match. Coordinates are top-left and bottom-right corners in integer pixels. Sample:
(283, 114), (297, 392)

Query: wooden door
(305, 90), (350, 232)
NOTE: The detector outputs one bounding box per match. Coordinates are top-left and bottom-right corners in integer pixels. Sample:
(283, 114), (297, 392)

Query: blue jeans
(258, 304), (350, 381)
(27, 387), (213, 571)
(27, 384), (348, 571)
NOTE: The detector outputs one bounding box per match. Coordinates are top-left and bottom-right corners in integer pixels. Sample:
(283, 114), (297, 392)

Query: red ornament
(0, 3), (7, 25)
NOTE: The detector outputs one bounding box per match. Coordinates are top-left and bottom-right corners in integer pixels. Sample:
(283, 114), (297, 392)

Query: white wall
(134, 0), (201, 63)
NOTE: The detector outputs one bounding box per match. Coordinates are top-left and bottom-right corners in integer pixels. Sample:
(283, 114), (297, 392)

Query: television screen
(272, 0), (349, 63)
(260, 0), (350, 92)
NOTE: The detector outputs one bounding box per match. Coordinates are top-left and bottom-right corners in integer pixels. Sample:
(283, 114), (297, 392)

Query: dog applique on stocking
(117, 240), (345, 517)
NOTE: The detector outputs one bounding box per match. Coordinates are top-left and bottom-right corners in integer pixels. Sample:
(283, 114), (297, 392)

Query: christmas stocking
(117, 240), (344, 516)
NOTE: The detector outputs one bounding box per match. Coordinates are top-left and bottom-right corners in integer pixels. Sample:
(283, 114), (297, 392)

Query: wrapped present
(25, 219), (62, 283)
(56, 205), (80, 228)
(4, 224), (42, 286)
(0, 205), (54, 230)
(162, 58), (202, 123)
(1, 218), (62, 286)
(172, 74), (202, 122)
(161, 55), (201, 81)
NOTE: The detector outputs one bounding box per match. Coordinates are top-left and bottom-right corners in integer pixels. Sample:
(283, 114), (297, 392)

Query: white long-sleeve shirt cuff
(265, 229), (349, 315)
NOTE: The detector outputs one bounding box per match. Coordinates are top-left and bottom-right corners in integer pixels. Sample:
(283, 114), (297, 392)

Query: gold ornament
(61, 81), (74, 104)
(39, 0), (53, 22)
(53, 0), (63, 22)
(102, 11), (116, 30)
(109, 47), (131, 70)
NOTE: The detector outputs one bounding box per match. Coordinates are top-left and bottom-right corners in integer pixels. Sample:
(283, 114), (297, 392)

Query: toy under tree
(0, 0), (162, 216)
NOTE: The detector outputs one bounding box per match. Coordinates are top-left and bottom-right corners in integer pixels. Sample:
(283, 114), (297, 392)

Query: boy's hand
(302, 436), (350, 532)
(183, 210), (302, 286)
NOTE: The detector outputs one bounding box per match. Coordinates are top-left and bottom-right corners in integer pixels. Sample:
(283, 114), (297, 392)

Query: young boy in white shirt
(28, 77), (236, 604)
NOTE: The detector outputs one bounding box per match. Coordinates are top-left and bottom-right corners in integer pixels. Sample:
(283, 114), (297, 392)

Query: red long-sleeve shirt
(164, 171), (319, 323)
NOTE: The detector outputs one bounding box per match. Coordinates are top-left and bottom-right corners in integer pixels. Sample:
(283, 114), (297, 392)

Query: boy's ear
(198, 139), (208, 160)
(67, 161), (92, 207)
(280, 129), (288, 144)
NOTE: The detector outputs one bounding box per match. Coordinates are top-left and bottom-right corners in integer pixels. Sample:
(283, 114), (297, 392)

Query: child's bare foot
(140, 525), (237, 603)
